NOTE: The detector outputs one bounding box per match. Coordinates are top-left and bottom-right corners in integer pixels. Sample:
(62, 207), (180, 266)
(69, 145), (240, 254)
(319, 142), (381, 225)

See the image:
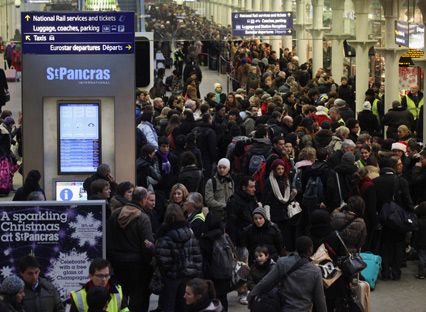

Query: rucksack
(210, 233), (236, 279)
(301, 176), (324, 211)
(252, 162), (267, 194)
(248, 154), (266, 175)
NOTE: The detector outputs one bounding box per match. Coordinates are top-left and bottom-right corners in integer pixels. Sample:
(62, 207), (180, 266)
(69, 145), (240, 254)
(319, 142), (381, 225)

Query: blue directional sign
(21, 12), (134, 54)
(232, 12), (293, 37)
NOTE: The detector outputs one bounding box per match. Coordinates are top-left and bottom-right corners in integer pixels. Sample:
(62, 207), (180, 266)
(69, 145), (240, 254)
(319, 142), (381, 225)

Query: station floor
(5, 65), (426, 311)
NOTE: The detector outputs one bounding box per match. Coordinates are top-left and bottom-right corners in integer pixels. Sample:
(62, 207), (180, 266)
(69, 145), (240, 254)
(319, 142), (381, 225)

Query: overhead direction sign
(21, 12), (134, 54)
(232, 12), (293, 36)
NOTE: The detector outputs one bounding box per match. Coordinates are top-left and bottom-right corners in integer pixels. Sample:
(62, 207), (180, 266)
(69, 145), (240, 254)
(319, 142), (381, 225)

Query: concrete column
(215, 3), (221, 25)
(295, 0), (309, 63)
(348, 0), (376, 113)
(253, 0), (261, 11)
(414, 0), (426, 143)
(282, 0), (293, 51)
(308, 0), (325, 75)
(246, 0), (252, 11)
(376, 0), (407, 113)
(228, 3), (233, 27)
(233, 0), (239, 10)
(327, 0), (346, 80)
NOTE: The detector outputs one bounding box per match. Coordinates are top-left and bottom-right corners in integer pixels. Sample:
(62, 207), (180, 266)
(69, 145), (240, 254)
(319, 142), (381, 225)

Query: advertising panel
(0, 201), (105, 300)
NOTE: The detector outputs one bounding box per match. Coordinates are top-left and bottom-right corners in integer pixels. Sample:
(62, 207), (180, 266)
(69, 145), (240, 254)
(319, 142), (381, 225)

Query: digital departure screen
(58, 102), (100, 174)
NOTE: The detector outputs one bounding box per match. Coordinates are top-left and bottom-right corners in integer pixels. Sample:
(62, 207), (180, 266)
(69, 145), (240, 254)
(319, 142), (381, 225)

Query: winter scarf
(269, 171), (290, 205)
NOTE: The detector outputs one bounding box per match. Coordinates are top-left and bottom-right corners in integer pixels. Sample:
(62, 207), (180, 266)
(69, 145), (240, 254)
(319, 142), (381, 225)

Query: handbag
(336, 231), (366, 277)
(311, 243), (342, 288)
(5, 66), (16, 82)
(287, 200), (302, 218)
(230, 260), (250, 290)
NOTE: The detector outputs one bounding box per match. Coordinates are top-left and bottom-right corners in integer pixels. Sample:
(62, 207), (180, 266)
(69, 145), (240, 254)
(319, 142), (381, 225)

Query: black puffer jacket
(243, 221), (284, 262)
(23, 277), (64, 312)
(247, 258), (275, 290)
(226, 189), (258, 246)
(155, 221), (202, 279)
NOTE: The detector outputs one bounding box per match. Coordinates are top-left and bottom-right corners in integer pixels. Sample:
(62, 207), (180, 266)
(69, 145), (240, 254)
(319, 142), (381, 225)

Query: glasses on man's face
(94, 274), (110, 280)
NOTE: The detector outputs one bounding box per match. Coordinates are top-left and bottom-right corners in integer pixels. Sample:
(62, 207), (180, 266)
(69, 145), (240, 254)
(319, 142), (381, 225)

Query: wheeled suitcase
(360, 252), (382, 290)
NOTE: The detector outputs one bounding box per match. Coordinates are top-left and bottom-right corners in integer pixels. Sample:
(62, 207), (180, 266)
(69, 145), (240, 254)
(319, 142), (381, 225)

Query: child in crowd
(247, 246), (275, 290)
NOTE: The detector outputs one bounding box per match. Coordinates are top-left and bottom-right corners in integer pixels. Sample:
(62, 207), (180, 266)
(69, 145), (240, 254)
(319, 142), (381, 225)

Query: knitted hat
(261, 94), (272, 102)
(214, 83), (222, 90)
(236, 88), (246, 94)
(0, 275), (24, 295)
(363, 101), (372, 111)
(217, 158), (231, 169)
(252, 206), (267, 219)
(3, 116), (15, 126)
(391, 142), (407, 153)
(271, 159), (286, 170)
(341, 152), (355, 165)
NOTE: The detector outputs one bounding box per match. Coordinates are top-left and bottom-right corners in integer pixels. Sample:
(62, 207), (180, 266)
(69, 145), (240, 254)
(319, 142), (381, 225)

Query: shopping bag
(5, 66), (16, 82)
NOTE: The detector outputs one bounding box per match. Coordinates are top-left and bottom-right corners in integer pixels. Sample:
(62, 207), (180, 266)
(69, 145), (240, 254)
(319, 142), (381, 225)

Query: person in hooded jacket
(110, 181), (134, 211)
(107, 187), (154, 312)
(204, 158), (234, 222)
(382, 100), (414, 140)
(184, 278), (222, 312)
(413, 201), (426, 279)
(243, 207), (284, 264)
(330, 196), (367, 253)
(155, 204), (203, 312)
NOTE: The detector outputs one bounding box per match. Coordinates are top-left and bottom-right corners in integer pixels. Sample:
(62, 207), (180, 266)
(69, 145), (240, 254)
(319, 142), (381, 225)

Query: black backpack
(210, 233), (235, 279)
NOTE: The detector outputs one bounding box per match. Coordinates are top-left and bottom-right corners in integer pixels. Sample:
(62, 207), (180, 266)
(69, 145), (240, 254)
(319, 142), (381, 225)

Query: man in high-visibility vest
(70, 259), (129, 312)
(184, 192), (208, 239)
(401, 85), (424, 119)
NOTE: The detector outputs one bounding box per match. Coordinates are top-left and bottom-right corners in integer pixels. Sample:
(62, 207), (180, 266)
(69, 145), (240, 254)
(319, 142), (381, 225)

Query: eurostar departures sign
(232, 12), (293, 36)
(21, 12), (134, 54)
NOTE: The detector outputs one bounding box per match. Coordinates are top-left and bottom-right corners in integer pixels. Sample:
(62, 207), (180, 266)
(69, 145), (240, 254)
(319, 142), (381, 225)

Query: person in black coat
(413, 201), (426, 279)
(193, 114), (217, 180)
(198, 212), (230, 311)
(410, 149), (426, 205)
(177, 151), (203, 193)
(327, 152), (358, 210)
(155, 204), (202, 312)
(243, 207), (284, 263)
(382, 101), (415, 139)
(246, 246), (275, 291)
(373, 157), (414, 280)
(225, 176), (258, 252)
(0, 68), (9, 109)
(358, 101), (380, 136)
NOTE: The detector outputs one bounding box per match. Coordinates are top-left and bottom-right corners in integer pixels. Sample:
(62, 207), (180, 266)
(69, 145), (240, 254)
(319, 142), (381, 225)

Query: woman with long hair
(13, 169), (45, 201)
(263, 159), (297, 251)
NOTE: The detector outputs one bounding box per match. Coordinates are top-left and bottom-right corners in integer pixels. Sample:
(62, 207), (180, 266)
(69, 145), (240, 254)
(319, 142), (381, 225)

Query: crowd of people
(1, 3), (426, 312)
